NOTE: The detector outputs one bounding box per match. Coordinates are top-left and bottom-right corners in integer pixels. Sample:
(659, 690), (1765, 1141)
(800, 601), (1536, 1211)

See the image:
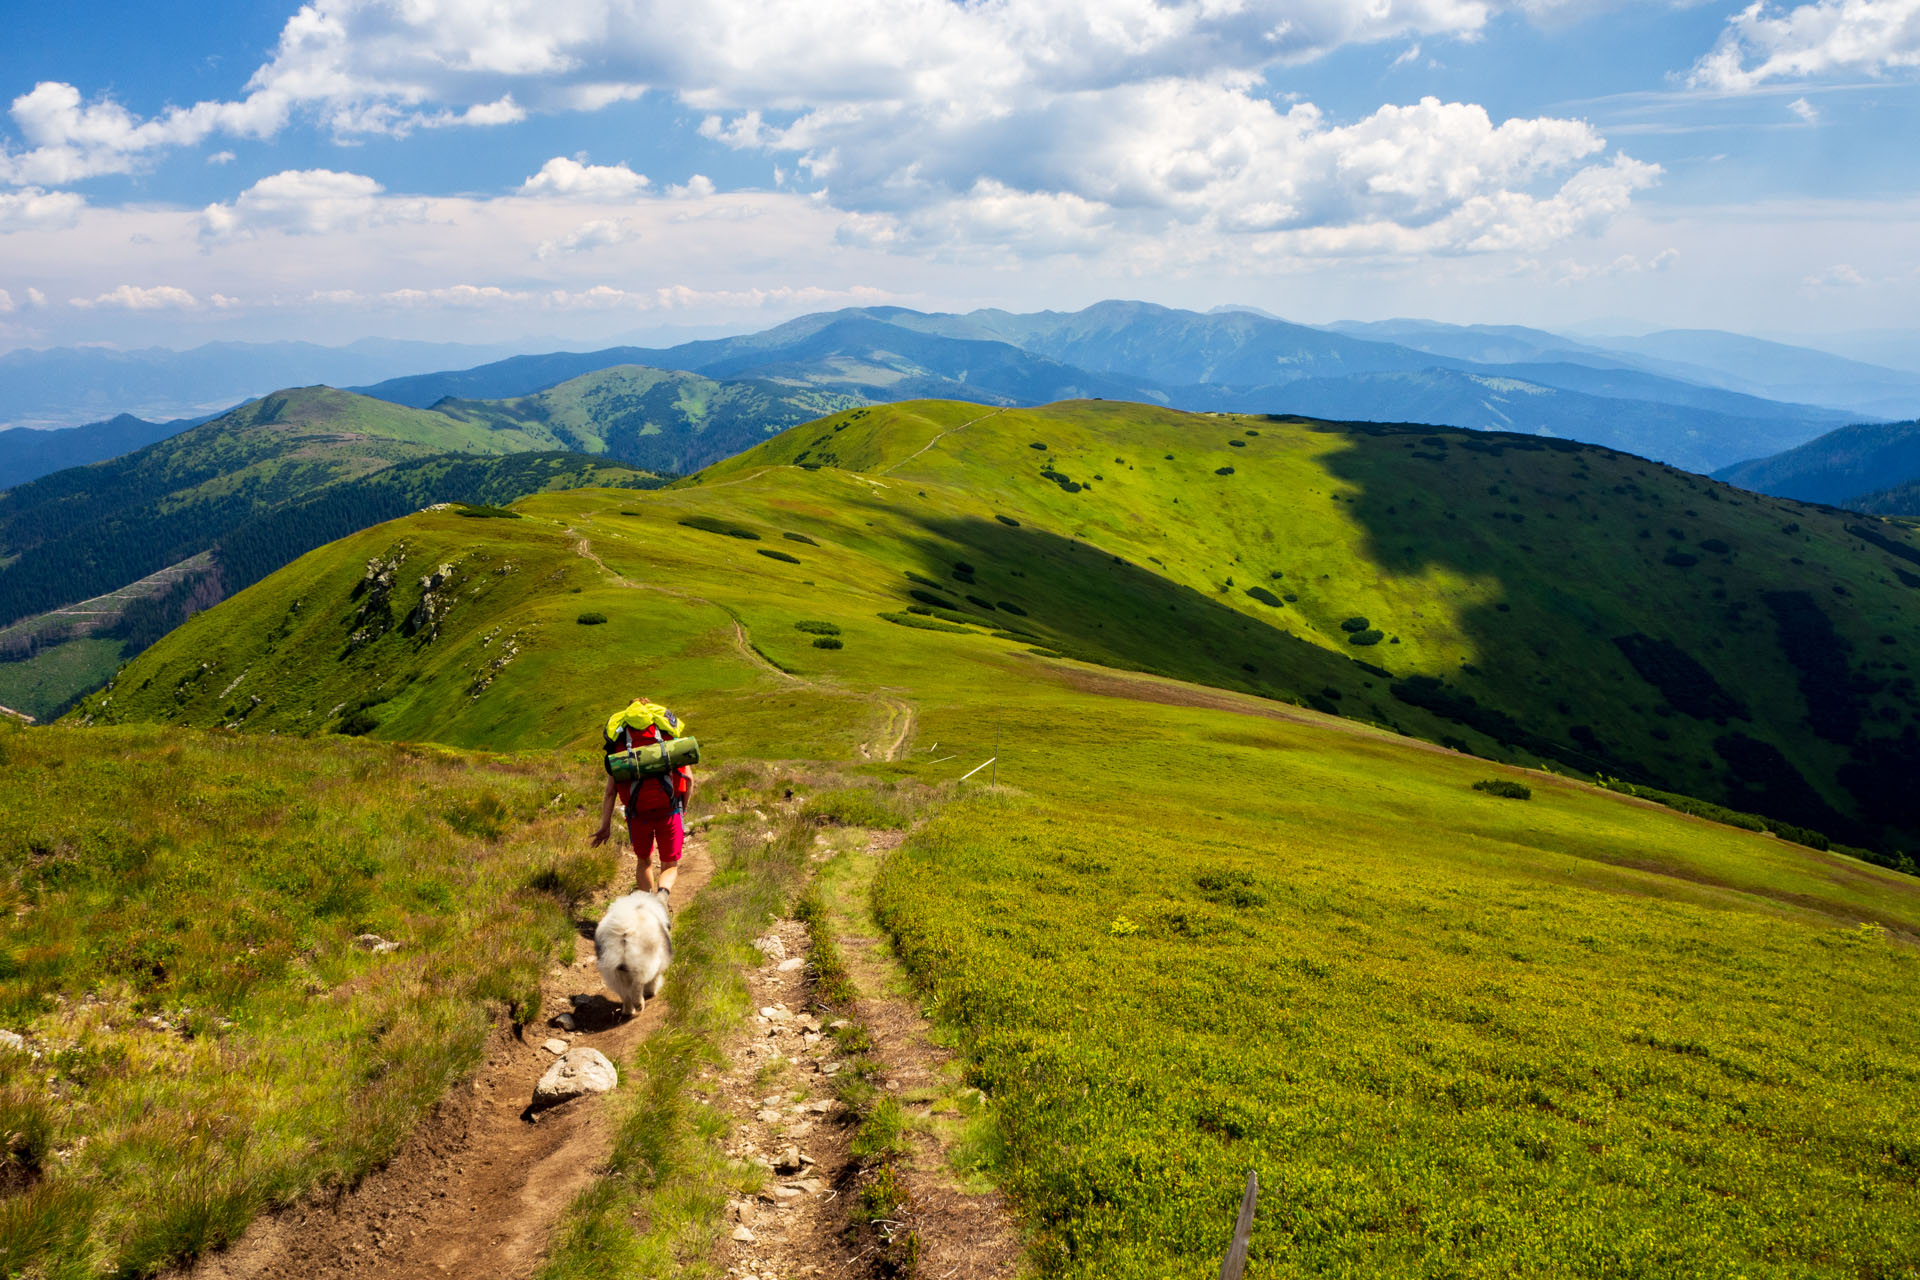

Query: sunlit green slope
(56, 399), (1920, 1279)
(82, 399), (1920, 853)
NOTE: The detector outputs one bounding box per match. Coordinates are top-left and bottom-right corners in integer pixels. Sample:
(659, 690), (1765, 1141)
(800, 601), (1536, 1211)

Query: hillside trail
(879, 406), (1005, 475)
(569, 533), (916, 761)
(182, 839), (715, 1280)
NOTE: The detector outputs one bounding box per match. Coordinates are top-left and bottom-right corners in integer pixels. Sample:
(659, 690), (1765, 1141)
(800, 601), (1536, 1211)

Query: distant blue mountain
(1715, 421), (1920, 508)
(0, 413), (202, 490)
(351, 301), (1879, 473)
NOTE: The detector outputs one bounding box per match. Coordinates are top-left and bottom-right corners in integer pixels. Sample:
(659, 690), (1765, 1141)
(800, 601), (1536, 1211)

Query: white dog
(594, 889), (673, 1019)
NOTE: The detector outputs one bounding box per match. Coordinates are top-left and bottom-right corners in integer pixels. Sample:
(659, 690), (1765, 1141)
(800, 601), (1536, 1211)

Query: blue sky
(2, 0), (1917, 351)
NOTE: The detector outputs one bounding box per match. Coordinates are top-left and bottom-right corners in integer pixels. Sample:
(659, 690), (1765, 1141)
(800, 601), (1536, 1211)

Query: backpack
(603, 700), (697, 811)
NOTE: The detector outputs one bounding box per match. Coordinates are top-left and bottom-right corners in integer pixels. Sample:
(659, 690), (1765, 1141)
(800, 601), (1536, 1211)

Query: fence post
(1218, 1170), (1258, 1280)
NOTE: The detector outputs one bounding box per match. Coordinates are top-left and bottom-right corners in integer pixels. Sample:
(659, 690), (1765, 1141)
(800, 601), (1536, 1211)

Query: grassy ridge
(0, 725), (607, 1278)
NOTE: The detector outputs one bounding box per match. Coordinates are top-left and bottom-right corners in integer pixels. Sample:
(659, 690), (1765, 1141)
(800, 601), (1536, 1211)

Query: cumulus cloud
(518, 156), (650, 199)
(0, 79), (287, 184)
(0, 186), (84, 231)
(71, 284), (200, 310)
(536, 217), (641, 257)
(2, 1), (1657, 271)
(1689, 0), (1920, 91)
(200, 169), (409, 239)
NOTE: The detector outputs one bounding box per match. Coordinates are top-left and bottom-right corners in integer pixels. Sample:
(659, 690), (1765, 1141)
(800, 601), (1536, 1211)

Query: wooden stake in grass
(1219, 1170), (1259, 1280)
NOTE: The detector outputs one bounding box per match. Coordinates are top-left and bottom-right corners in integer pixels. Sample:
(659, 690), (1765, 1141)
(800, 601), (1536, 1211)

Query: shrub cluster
(576, 611), (609, 626)
(677, 515), (760, 540)
(1472, 778), (1532, 800)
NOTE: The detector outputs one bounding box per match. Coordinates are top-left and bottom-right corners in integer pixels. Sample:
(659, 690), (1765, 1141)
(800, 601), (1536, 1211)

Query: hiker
(590, 697), (694, 895)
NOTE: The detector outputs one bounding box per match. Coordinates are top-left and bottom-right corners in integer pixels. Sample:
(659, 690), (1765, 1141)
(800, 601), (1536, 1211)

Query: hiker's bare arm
(590, 774), (617, 846)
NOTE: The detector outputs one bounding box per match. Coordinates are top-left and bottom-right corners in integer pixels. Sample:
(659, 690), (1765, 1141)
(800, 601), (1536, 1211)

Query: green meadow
(0, 722), (609, 1278)
(29, 398), (1920, 1275)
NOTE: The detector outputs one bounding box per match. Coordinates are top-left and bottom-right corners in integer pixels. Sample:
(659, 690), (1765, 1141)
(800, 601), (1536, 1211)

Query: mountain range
(14, 301), (1916, 490)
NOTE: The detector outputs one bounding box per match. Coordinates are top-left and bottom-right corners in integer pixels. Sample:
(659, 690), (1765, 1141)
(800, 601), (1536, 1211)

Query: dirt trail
(572, 534), (916, 763)
(711, 836), (1019, 1280)
(184, 842), (714, 1280)
(880, 407), (1006, 475)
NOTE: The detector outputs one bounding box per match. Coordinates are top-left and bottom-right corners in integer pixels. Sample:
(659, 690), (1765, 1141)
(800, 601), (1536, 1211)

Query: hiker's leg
(655, 812), (685, 893)
(628, 806), (657, 890)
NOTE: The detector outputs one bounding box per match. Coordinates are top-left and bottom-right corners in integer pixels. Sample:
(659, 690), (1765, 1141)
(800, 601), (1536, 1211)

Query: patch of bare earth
(180, 841), (714, 1280)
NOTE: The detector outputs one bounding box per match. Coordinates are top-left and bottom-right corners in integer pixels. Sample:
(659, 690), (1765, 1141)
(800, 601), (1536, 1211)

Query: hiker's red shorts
(621, 798), (684, 866)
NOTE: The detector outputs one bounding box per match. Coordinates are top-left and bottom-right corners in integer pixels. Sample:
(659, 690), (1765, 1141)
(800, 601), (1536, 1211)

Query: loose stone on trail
(542, 1037), (568, 1055)
(532, 1046), (618, 1107)
(752, 934), (787, 962)
(776, 957), (805, 972)
(353, 934), (401, 954)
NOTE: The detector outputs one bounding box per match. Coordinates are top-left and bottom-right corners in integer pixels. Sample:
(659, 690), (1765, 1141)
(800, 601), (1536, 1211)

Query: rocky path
(183, 842), (714, 1280)
(708, 831), (1021, 1280)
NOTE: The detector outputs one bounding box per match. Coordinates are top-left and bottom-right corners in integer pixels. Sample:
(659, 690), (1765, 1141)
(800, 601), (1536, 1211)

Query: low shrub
(909, 588), (960, 610)
(879, 612), (971, 634)
(576, 612), (609, 625)
(335, 709), (379, 736)
(965, 595), (998, 611)
(794, 620), (841, 636)
(783, 532), (819, 545)
(812, 637), (844, 650)
(757, 549), (802, 564)
(454, 504), (521, 519)
(1340, 616), (1371, 633)
(1472, 779), (1532, 800)
(996, 514), (1021, 527)
(996, 600), (1029, 616)
(1347, 630), (1384, 646)
(677, 515), (760, 540)
(1214, 467), (1235, 476)
(1244, 586), (1283, 608)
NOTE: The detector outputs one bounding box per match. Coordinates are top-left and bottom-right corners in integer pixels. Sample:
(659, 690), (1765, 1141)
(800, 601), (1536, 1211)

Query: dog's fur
(594, 889), (673, 1018)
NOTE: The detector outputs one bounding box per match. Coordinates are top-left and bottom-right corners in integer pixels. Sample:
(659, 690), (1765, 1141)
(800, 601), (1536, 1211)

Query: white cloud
(199, 169), (406, 239)
(26, 286), (45, 307)
(1788, 95), (1820, 121)
(536, 217), (641, 257)
(1689, 0), (1920, 91)
(2, 1), (1650, 266)
(0, 290), (11, 312)
(207, 150), (236, 165)
(1803, 262), (1868, 287)
(0, 186), (84, 231)
(668, 174), (715, 199)
(518, 156), (650, 199)
(0, 79), (287, 184)
(71, 284), (200, 310)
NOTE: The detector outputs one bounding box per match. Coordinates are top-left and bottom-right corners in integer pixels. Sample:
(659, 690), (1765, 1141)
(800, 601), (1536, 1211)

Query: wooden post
(1218, 1170), (1258, 1280)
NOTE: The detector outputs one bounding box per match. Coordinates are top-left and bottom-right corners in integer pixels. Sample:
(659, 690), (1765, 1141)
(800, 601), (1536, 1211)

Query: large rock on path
(533, 1047), (618, 1107)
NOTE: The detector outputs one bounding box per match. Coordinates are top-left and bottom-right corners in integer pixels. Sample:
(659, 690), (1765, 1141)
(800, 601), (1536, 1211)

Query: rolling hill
(0, 412), (204, 490)
(35, 396), (1920, 1280)
(82, 398), (1920, 854)
(1715, 420), (1920, 509)
(0, 336), (520, 429)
